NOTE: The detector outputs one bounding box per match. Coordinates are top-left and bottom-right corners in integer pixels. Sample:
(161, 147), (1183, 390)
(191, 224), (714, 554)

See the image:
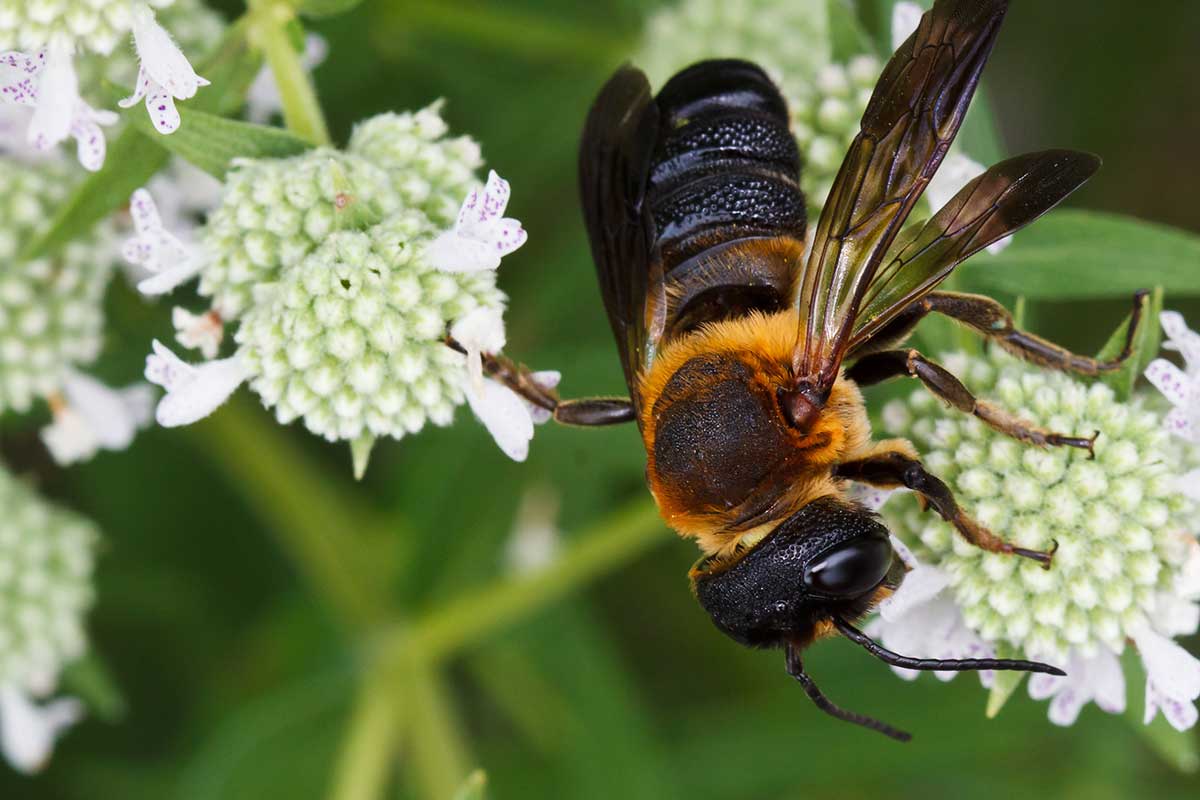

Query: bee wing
(849, 149), (1100, 349)
(578, 65), (664, 396)
(791, 0), (1008, 397)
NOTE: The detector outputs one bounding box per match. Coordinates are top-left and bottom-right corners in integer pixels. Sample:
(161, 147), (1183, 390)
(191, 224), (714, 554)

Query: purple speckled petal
(144, 84), (180, 134)
(1145, 358), (1191, 408)
(128, 188), (163, 234)
(118, 66), (151, 108)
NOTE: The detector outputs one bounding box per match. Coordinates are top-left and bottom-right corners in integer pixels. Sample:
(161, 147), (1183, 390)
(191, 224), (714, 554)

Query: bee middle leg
(846, 348), (1098, 456)
(835, 450), (1056, 566)
(448, 337), (636, 426)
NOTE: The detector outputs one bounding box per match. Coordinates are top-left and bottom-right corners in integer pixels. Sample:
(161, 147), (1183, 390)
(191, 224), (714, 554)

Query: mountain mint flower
(117, 4), (209, 135)
(40, 371), (154, 465)
(0, 464), (98, 772)
(193, 149), (401, 319)
(347, 101), (483, 227)
(874, 348), (1199, 728)
(1, 2), (208, 166)
(144, 340), (248, 427)
(0, 159), (120, 419)
(426, 170), (527, 273)
(172, 306), (223, 359)
(123, 187), (204, 295)
(1147, 311), (1200, 445)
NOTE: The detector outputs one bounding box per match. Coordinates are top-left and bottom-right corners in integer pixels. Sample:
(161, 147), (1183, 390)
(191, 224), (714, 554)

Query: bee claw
(1012, 538), (1058, 570)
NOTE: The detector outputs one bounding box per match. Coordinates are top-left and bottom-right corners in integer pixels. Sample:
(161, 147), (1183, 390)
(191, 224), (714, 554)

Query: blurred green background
(2, 0), (1199, 797)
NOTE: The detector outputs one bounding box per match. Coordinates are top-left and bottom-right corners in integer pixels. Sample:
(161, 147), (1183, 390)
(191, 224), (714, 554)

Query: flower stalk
(247, 0), (331, 146)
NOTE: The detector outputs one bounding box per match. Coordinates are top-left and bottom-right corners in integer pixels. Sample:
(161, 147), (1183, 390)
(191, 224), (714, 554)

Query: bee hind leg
(914, 290), (1147, 376)
(836, 450), (1056, 567)
(846, 348), (1098, 457)
(446, 336), (636, 426)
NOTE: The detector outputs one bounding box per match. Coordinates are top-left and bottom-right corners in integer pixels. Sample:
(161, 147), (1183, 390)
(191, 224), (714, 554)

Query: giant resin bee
(473, 0), (1146, 739)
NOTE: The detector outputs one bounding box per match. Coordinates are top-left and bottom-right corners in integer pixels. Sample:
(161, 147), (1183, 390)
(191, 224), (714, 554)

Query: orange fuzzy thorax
(637, 309), (876, 557)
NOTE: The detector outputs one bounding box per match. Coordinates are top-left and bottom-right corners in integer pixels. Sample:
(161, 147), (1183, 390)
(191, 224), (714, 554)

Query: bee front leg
(445, 336), (636, 426)
(835, 451), (1056, 567)
(846, 348), (1098, 457)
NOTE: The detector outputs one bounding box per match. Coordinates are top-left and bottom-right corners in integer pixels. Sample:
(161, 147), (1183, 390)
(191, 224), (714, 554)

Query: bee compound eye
(803, 534), (893, 598)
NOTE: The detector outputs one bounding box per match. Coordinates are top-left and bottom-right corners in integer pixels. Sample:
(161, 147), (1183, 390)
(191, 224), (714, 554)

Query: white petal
(145, 340), (247, 427)
(891, 2), (925, 50)
(879, 563), (949, 621)
(1048, 685), (1088, 727)
(69, 112), (108, 171)
(425, 230), (500, 273)
(1145, 358), (1192, 409)
(926, 151), (987, 219)
(451, 306), (506, 356)
(477, 217), (528, 258)
(172, 307), (223, 359)
(525, 370), (561, 425)
(129, 187), (163, 234)
(0, 50), (45, 107)
(1028, 669), (1066, 701)
(143, 84), (181, 134)
(1176, 469), (1200, 503)
(40, 410), (98, 466)
(847, 485), (900, 513)
(0, 687), (82, 774)
(1088, 648), (1127, 715)
(60, 370), (153, 450)
(471, 170), (511, 228)
(1132, 623), (1200, 704)
(28, 41), (76, 151)
(118, 65), (151, 109)
(1163, 407), (1198, 443)
(137, 260), (204, 295)
(1145, 679), (1200, 731)
(1160, 311), (1200, 369)
(130, 4), (208, 100)
(467, 378), (535, 461)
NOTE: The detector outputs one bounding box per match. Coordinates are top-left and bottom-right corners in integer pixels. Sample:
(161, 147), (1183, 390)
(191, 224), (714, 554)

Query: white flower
(1132, 620), (1200, 731)
(0, 45), (117, 171)
(118, 4), (209, 135)
(1147, 311), (1200, 444)
(246, 34), (327, 124)
(450, 305), (506, 394)
(505, 486), (561, 574)
(426, 170), (527, 273)
(122, 188), (204, 295)
(172, 306), (223, 359)
(0, 685), (82, 774)
(40, 370), (154, 465)
(144, 340), (247, 427)
(465, 370), (559, 463)
(1027, 648), (1126, 726)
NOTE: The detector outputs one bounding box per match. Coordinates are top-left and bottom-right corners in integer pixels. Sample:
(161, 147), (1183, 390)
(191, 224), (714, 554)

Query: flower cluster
(0, 1), (210, 170)
(129, 104), (550, 472)
(871, 345), (1199, 730)
(0, 158), (151, 465)
(0, 463), (98, 773)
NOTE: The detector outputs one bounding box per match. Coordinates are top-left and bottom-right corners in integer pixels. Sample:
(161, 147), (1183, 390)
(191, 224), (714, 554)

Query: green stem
(329, 667), (403, 800)
(248, 0), (331, 145)
(190, 398), (394, 630)
(403, 658), (473, 800)
(395, 500), (664, 662)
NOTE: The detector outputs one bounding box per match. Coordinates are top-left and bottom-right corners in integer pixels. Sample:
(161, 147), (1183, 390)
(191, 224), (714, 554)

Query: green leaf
(1095, 287), (1163, 400)
(960, 211), (1200, 300)
(129, 105), (313, 179)
(60, 653), (128, 723)
(293, 0), (364, 19)
(18, 127), (171, 262)
(984, 643), (1026, 718)
(452, 770), (488, 800)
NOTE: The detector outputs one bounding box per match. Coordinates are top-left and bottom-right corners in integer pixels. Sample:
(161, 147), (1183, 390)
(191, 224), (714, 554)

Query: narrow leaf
(1096, 286), (1163, 400)
(960, 211), (1200, 300)
(60, 653), (128, 723)
(130, 105), (313, 178)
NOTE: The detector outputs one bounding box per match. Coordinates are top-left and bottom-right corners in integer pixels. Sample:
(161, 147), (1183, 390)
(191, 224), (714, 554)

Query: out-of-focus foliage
(1, 0), (1198, 798)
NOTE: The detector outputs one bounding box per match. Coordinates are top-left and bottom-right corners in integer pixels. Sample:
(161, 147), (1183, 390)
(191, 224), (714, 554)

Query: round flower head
(0, 463), (96, 773)
(0, 159), (116, 413)
(197, 149), (401, 319)
(347, 101), (484, 227)
(234, 212), (505, 445)
(877, 348), (1200, 728)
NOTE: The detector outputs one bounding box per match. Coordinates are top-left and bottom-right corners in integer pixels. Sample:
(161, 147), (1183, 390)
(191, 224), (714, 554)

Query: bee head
(690, 496), (902, 648)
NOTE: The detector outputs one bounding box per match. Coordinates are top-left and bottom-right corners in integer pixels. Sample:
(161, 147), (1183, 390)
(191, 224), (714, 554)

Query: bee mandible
(459, 0), (1147, 740)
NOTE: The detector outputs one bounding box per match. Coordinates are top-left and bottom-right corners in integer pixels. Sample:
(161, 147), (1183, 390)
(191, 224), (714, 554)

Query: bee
(469, 0), (1146, 739)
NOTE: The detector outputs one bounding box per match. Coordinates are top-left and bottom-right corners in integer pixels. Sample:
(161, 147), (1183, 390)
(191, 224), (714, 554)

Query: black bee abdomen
(646, 60), (806, 339)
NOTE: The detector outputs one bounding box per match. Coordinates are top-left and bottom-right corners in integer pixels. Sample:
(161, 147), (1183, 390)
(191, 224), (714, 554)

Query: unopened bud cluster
(0, 160), (116, 413)
(881, 350), (1196, 663)
(0, 466), (97, 691)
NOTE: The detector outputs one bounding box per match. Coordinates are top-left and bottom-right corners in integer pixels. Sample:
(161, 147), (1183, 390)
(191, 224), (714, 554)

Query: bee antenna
(784, 643), (912, 742)
(832, 617), (1066, 676)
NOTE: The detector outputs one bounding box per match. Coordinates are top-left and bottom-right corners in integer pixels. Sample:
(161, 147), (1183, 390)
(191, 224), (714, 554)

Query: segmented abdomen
(647, 60), (807, 339)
